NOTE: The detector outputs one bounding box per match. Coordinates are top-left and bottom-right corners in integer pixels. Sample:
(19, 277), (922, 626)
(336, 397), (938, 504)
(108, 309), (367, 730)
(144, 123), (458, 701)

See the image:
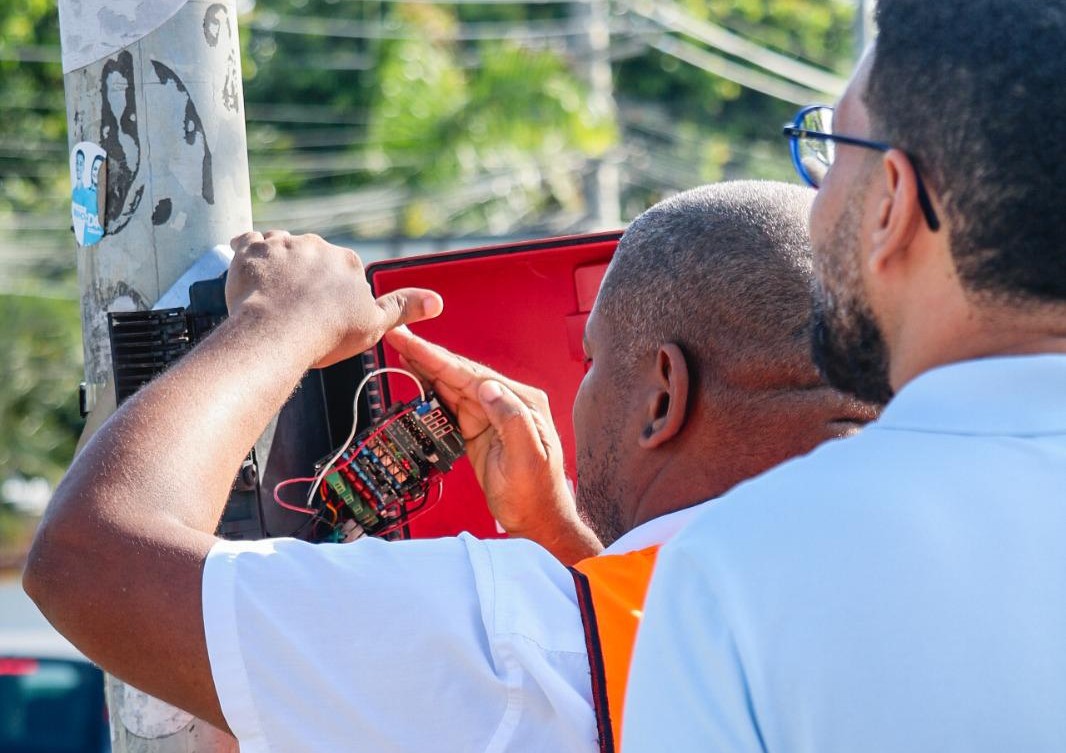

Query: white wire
(304, 366), (426, 508)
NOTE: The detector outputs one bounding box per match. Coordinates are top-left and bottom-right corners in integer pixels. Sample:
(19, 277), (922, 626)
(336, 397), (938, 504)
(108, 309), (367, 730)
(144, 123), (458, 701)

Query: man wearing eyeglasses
(625, 1), (1066, 752)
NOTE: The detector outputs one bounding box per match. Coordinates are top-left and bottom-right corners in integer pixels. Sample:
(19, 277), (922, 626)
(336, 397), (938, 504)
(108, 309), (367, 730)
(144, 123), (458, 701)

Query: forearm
(52, 306), (316, 538)
(23, 232), (439, 727)
(22, 307), (318, 728)
(25, 305), (317, 614)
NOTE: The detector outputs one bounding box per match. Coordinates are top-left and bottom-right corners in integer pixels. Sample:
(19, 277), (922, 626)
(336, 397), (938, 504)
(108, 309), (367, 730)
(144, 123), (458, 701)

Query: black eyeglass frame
(782, 105), (941, 232)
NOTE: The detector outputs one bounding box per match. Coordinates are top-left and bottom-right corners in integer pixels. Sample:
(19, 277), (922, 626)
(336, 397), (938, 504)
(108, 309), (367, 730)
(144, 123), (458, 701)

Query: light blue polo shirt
(625, 355), (1066, 753)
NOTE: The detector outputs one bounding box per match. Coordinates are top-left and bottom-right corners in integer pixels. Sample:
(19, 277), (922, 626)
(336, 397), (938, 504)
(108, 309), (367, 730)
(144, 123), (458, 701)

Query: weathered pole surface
(855, 0), (875, 54)
(571, 0), (622, 229)
(58, 1), (250, 750)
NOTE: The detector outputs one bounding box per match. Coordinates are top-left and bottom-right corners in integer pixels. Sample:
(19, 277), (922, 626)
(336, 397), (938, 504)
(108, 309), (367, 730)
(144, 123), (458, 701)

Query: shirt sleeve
(202, 534), (512, 753)
(622, 538), (766, 753)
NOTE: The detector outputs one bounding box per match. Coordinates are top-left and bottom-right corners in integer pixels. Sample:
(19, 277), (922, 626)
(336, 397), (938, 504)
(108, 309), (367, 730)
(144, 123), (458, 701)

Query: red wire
(324, 407), (417, 478)
(375, 475), (445, 538)
(272, 476), (320, 516)
(271, 407), (418, 517)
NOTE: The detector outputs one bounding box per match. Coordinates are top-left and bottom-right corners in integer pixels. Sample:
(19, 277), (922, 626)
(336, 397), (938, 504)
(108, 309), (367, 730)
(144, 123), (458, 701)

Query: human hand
(227, 231), (443, 368)
(385, 327), (603, 562)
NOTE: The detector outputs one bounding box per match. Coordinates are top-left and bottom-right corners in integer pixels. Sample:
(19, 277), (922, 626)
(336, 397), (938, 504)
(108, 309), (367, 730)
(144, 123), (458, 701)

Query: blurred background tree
(0, 0), (70, 294)
(0, 0), (81, 553)
(0, 0), (858, 546)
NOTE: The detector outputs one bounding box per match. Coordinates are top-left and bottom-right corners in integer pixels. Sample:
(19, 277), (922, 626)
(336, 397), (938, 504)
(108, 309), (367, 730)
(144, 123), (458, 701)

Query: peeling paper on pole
(58, 0), (191, 74)
(118, 684), (194, 739)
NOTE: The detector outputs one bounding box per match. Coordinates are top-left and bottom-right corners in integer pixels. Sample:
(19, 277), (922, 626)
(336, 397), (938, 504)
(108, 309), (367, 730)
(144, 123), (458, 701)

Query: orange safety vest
(569, 545), (660, 753)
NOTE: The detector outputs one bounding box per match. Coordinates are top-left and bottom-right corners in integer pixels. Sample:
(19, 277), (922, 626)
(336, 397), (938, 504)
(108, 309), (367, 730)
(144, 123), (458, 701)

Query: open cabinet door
(360, 232), (621, 540)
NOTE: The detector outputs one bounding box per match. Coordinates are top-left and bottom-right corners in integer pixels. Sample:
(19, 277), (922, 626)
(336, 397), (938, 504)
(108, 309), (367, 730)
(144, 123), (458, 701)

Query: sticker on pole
(70, 142), (107, 247)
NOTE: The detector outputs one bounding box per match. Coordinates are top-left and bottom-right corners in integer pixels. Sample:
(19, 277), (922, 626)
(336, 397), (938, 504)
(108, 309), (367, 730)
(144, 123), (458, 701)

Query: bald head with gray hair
(574, 181), (876, 544)
(597, 181), (818, 392)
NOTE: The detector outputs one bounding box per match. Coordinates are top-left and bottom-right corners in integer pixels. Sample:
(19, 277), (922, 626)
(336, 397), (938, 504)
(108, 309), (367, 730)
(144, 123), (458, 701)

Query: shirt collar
(603, 504), (704, 555)
(874, 354), (1066, 436)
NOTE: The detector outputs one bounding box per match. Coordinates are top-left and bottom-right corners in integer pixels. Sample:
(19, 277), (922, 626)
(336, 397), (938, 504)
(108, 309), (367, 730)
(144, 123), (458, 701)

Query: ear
(638, 343), (690, 450)
(869, 149), (924, 274)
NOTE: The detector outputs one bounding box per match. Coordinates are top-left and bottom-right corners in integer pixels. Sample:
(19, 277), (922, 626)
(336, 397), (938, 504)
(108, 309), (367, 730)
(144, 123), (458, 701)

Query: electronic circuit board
(312, 394), (465, 539)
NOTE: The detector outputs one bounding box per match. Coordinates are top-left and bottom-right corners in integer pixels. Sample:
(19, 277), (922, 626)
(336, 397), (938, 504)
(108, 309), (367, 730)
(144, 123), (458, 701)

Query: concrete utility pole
(855, 0), (876, 54)
(571, 0), (622, 229)
(58, 1), (250, 750)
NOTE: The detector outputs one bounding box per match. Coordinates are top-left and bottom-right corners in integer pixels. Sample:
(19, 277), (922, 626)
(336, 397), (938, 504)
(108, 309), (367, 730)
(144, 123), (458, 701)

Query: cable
(376, 476), (445, 538)
(307, 367), (425, 504)
(271, 367), (425, 519)
(302, 405), (420, 539)
(620, 0), (847, 97)
(314, 405), (417, 491)
(247, 14), (585, 42)
(272, 475), (322, 515)
(651, 35), (821, 106)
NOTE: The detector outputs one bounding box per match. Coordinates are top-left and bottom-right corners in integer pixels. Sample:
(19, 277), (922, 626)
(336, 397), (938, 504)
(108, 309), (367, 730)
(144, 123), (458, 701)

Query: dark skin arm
(22, 231), (442, 731)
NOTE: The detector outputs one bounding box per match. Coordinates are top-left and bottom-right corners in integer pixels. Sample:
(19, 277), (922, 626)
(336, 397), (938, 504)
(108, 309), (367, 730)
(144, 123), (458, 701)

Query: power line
(0, 286), (80, 302)
(291, 0), (571, 4)
(0, 46), (61, 64)
(247, 13), (584, 41)
(652, 35), (822, 106)
(245, 103), (369, 125)
(621, 0), (846, 98)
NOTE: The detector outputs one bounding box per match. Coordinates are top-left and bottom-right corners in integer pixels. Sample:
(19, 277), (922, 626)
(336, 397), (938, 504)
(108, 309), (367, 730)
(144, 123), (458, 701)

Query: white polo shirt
(625, 355), (1066, 753)
(203, 505), (698, 752)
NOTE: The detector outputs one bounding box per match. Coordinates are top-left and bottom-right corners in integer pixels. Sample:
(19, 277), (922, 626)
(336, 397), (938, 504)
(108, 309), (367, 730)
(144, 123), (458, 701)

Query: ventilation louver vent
(107, 309), (192, 404)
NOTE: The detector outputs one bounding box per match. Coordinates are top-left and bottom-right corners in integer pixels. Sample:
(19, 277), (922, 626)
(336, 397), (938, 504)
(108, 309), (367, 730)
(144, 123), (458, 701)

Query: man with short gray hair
(26, 181), (875, 753)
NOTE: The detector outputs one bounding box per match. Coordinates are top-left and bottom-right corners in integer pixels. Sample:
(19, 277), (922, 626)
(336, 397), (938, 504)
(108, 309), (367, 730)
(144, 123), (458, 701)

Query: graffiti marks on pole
(100, 51), (145, 235)
(152, 198), (173, 225)
(203, 3), (241, 113)
(150, 61), (216, 206)
(72, 109), (86, 144)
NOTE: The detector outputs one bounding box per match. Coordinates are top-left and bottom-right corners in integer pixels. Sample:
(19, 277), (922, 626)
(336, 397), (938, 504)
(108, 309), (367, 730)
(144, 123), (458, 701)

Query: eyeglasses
(782, 105), (940, 232)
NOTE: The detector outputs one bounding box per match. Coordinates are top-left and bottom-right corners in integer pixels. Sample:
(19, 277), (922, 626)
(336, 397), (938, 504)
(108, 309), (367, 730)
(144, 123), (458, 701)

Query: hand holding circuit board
(385, 326), (603, 563)
(274, 378), (466, 542)
(225, 230), (463, 541)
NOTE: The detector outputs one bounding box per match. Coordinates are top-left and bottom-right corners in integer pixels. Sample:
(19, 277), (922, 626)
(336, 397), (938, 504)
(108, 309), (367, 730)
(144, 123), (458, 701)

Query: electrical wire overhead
(247, 13), (585, 41)
(622, 0), (847, 98)
(651, 35), (822, 106)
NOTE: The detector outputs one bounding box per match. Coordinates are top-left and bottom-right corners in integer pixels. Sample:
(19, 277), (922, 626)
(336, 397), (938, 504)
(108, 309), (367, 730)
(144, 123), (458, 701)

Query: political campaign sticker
(70, 141), (107, 247)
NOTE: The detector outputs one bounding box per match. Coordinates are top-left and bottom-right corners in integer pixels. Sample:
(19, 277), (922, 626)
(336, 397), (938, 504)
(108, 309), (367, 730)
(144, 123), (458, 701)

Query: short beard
(575, 442), (627, 547)
(810, 293), (893, 405)
(810, 191), (894, 406)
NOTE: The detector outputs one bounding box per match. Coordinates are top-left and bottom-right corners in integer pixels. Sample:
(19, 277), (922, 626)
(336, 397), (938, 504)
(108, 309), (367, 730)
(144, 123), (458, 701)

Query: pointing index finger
(385, 327), (489, 402)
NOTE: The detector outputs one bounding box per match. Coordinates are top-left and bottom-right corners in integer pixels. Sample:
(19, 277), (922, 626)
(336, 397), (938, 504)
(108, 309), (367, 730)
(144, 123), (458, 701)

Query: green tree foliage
(0, 0), (857, 537)
(242, 0), (856, 230)
(0, 291), (83, 546)
(365, 4), (615, 234)
(0, 2), (81, 544)
(613, 0), (854, 211)
(243, 0), (618, 234)
(0, 294), (82, 483)
(0, 0), (70, 289)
